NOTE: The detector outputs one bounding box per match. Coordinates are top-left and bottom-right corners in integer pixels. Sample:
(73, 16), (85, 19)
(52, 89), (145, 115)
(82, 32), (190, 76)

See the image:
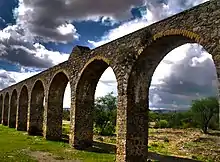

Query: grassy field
(0, 122), (219, 162)
(0, 125), (114, 162)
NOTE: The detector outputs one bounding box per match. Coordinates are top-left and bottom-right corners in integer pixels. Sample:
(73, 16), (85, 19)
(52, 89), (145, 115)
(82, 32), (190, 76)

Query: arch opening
(17, 85), (28, 131)
(3, 93), (9, 126)
(9, 89), (17, 128)
(126, 35), (219, 160)
(93, 67), (118, 154)
(0, 95), (3, 123)
(29, 80), (45, 135)
(62, 82), (71, 140)
(71, 59), (118, 151)
(46, 72), (69, 140)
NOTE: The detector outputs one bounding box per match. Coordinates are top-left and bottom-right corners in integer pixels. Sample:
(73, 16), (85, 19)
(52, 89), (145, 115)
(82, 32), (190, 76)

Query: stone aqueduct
(0, 0), (220, 161)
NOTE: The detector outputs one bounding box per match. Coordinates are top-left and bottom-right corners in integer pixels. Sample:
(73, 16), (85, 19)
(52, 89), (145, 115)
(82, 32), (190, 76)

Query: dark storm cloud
(149, 44), (218, 110)
(15, 0), (208, 43)
(21, 0), (144, 20)
(0, 25), (56, 68)
(16, 0), (145, 43)
(159, 44), (217, 96)
(5, 46), (54, 68)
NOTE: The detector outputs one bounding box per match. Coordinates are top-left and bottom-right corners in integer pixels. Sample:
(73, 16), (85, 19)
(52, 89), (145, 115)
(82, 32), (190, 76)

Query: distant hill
(63, 107), (190, 113)
(151, 109), (189, 114)
(63, 107), (70, 111)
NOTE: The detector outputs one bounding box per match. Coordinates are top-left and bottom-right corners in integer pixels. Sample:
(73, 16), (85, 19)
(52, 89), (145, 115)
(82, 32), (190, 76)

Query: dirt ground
(29, 151), (82, 162)
(148, 128), (220, 162)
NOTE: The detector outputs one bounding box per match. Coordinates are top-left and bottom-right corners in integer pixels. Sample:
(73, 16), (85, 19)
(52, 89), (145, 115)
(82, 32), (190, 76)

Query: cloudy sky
(0, 0), (218, 110)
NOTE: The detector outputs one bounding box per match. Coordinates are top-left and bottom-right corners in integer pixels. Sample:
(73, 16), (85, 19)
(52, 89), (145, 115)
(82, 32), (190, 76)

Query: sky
(0, 0), (218, 110)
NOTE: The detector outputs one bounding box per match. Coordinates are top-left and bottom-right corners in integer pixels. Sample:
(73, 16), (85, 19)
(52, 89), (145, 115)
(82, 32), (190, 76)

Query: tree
(191, 96), (219, 134)
(93, 92), (117, 136)
(63, 109), (70, 121)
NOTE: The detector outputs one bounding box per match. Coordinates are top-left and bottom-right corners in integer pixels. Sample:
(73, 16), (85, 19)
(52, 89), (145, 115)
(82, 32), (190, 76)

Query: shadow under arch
(3, 92), (9, 126)
(71, 57), (117, 149)
(17, 85), (28, 131)
(126, 34), (214, 161)
(9, 89), (17, 128)
(0, 94), (3, 123)
(46, 71), (69, 140)
(29, 80), (45, 135)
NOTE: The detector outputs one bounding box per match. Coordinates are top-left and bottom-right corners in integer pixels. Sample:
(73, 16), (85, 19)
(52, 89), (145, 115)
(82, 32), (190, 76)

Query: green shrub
(94, 121), (115, 136)
(182, 122), (191, 129)
(154, 120), (168, 128)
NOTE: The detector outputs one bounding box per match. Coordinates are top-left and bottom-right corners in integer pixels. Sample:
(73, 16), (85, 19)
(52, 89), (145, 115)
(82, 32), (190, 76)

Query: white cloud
(87, 0), (215, 110)
(0, 68), (40, 90)
(88, 7), (157, 48)
(57, 23), (79, 40)
(95, 68), (118, 98)
(33, 43), (69, 65)
(8, 70), (40, 84)
(63, 82), (71, 108)
(88, 0), (209, 48)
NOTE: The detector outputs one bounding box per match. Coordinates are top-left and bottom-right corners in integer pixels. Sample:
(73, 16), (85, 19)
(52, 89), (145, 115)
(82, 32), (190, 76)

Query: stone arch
(9, 89), (17, 128)
(0, 94), (3, 123)
(124, 34), (215, 161)
(17, 85), (28, 131)
(71, 56), (117, 149)
(2, 93), (9, 125)
(46, 70), (69, 140)
(152, 29), (203, 45)
(28, 80), (45, 135)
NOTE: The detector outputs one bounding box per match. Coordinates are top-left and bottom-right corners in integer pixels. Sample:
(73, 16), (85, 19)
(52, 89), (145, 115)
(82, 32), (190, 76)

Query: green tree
(63, 109), (70, 121)
(191, 96), (219, 134)
(155, 119), (169, 128)
(93, 92), (117, 136)
(149, 111), (160, 122)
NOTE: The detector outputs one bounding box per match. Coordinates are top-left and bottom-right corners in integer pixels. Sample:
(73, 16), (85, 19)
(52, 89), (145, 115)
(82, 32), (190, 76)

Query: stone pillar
(17, 103), (28, 131)
(43, 92), (48, 138)
(44, 95), (63, 140)
(116, 75), (149, 162)
(17, 87), (28, 131)
(70, 59), (109, 149)
(28, 81), (44, 135)
(213, 65), (220, 129)
(115, 49), (150, 162)
(212, 50), (220, 129)
(3, 93), (9, 126)
(44, 91), (63, 140)
(44, 72), (68, 140)
(8, 91), (17, 128)
(0, 95), (3, 124)
(70, 89), (94, 149)
(28, 102), (44, 135)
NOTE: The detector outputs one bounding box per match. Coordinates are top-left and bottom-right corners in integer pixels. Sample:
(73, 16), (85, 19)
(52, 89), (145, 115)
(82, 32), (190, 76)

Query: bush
(182, 122), (191, 129)
(94, 121), (115, 136)
(154, 120), (168, 128)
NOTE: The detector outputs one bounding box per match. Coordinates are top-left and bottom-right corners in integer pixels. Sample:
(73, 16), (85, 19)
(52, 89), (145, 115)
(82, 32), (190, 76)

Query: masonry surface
(1, 0), (220, 161)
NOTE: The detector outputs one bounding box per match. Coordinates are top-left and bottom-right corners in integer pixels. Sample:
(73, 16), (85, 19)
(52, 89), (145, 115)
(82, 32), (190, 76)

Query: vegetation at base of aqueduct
(0, 93), (218, 161)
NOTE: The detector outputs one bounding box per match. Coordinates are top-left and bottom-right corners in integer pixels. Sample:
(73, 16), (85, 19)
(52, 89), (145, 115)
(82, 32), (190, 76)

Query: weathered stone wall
(0, 0), (220, 161)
